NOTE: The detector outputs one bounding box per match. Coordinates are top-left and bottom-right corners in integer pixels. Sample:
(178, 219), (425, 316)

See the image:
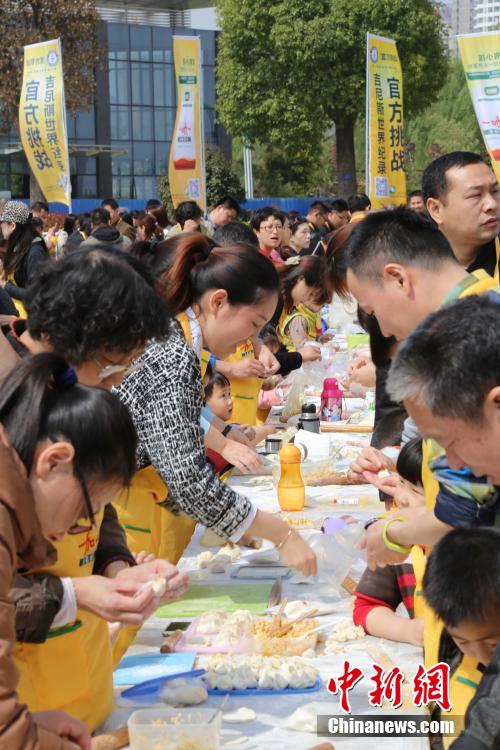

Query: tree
(215, 0), (448, 196)
(0, 0), (102, 201)
(158, 147), (245, 214)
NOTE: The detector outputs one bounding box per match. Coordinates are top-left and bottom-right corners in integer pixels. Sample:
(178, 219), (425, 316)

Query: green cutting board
(155, 583), (272, 618)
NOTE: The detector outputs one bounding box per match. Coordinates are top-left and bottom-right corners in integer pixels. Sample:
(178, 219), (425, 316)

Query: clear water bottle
(308, 519), (365, 587)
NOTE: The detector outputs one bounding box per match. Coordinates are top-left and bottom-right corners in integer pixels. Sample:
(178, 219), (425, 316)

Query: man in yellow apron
(343, 210), (500, 726)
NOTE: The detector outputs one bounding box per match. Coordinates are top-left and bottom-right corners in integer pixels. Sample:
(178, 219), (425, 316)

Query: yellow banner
(366, 34), (406, 209)
(169, 36), (206, 212)
(457, 31), (500, 181)
(19, 39), (71, 208)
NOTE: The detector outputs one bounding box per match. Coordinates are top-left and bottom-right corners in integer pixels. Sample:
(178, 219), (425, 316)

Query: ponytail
(165, 238), (279, 315)
(279, 255), (327, 314)
(0, 353), (137, 484)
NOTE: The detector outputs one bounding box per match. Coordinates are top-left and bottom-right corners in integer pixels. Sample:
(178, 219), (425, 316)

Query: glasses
(259, 224), (283, 232)
(94, 357), (141, 382)
(73, 466), (96, 531)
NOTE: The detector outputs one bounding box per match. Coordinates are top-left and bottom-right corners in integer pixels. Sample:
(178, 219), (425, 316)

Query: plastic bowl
(128, 707), (221, 749)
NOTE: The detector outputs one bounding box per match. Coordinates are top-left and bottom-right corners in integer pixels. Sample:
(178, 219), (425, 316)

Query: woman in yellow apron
(0, 200), (49, 318)
(112, 234), (317, 648)
(2, 353), (138, 742)
(277, 255), (328, 351)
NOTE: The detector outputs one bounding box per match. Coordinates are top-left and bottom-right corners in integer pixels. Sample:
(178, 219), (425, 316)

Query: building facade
(449, 0), (500, 53)
(0, 2), (225, 201)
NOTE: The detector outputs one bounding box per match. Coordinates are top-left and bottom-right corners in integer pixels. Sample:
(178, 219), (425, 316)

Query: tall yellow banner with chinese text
(19, 39), (71, 208)
(457, 31), (500, 181)
(169, 36), (206, 212)
(366, 34), (406, 209)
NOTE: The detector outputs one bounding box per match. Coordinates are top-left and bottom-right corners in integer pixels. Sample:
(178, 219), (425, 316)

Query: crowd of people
(0, 148), (498, 750)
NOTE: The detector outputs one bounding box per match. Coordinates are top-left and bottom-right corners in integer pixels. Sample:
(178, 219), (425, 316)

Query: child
(278, 255), (327, 353)
(353, 439), (425, 646)
(423, 527), (500, 750)
(204, 371), (274, 446)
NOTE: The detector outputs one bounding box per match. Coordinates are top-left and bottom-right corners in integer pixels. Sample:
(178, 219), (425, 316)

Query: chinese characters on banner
(457, 31), (500, 181)
(19, 39), (71, 208)
(366, 33), (407, 209)
(168, 36), (206, 212)
(327, 660), (451, 714)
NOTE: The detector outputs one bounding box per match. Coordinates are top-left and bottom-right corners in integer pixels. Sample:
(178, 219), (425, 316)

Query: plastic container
(128, 707), (221, 750)
(365, 390), (376, 412)
(277, 443), (305, 511)
(308, 521), (365, 586)
(297, 403), (320, 434)
(320, 378), (344, 422)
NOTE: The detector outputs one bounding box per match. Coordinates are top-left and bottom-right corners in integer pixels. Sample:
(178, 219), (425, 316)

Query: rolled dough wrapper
(160, 629), (184, 653)
(91, 727), (129, 750)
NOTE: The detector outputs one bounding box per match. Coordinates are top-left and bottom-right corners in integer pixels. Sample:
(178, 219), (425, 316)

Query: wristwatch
(222, 424), (232, 437)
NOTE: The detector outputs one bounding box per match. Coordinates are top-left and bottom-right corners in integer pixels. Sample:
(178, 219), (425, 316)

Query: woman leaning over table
(114, 237), (317, 575)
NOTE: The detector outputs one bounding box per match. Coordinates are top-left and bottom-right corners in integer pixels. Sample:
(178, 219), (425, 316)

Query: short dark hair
(26, 247), (171, 364)
(347, 193), (371, 213)
(146, 199), (161, 210)
(343, 207), (456, 281)
(213, 195), (240, 214)
(174, 200), (203, 229)
(250, 206), (284, 231)
(423, 526), (500, 627)
(63, 214), (77, 235)
(309, 200), (330, 214)
(204, 370), (231, 401)
(91, 207), (111, 227)
(422, 152), (485, 205)
(329, 198), (349, 213)
(396, 438), (423, 488)
(101, 197), (119, 211)
(280, 255), (327, 314)
(409, 190), (423, 199)
(213, 221), (259, 248)
(31, 201), (49, 213)
(0, 352), (137, 485)
(387, 295), (500, 424)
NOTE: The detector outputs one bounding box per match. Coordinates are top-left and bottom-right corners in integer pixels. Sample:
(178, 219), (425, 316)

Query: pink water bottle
(321, 377), (344, 422)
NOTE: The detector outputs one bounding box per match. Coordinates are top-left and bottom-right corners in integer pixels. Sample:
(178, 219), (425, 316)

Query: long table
(104, 427), (429, 749)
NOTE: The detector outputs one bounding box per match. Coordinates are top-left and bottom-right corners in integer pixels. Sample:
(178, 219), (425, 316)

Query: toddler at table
(204, 370), (274, 447)
(352, 439), (426, 646)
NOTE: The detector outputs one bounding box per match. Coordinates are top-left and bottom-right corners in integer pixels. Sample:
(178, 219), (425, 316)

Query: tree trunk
(335, 117), (357, 198)
(29, 165), (46, 205)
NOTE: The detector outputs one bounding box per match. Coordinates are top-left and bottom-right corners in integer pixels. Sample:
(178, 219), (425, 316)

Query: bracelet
(382, 517), (412, 555)
(276, 528), (293, 551)
(222, 424), (232, 437)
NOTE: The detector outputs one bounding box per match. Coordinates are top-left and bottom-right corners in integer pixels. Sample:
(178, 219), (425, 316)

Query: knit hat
(0, 200), (30, 225)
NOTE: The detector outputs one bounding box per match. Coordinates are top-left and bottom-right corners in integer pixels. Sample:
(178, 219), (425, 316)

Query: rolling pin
(91, 726), (129, 750)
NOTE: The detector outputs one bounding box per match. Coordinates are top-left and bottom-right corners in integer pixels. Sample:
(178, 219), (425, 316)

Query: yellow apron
(418, 270), (500, 669)
(6, 273), (27, 318)
(440, 656), (483, 748)
(14, 510), (114, 732)
(225, 340), (261, 426)
(113, 312), (204, 662)
(296, 304), (322, 339)
(494, 236), (499, 284)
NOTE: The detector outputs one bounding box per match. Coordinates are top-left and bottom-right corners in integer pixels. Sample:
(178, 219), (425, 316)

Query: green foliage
(233, 137), (336, 197)
(404, 58), (485, 189)
(215, 0), (448, 194)
(158, 147), (245, 212)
